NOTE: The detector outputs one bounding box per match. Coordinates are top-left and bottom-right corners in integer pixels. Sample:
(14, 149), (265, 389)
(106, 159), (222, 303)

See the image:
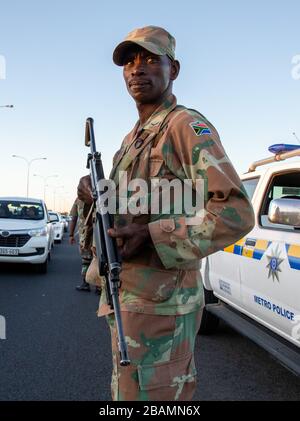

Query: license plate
(0, 248), (19, 256)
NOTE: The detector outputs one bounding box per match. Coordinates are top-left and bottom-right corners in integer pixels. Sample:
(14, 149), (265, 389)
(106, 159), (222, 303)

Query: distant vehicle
(49, 211), (64, 243)
(199, 144), (300, 376)
(60, 215), (69, 232)
(0, 196), (52, 273)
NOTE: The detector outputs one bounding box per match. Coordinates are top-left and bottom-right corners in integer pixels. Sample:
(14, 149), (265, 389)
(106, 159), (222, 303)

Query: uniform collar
(138, 94), (177, 134)
(109, 95), (177, 183)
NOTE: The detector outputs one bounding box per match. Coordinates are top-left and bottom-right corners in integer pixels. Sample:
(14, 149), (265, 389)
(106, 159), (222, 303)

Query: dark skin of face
(80, 47), (180, 259)
(122, 45), (180, 124)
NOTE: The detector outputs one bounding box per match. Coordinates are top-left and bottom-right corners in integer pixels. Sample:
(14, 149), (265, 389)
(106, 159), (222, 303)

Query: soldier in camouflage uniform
(69, 197), (93, 292)
(86, 25), (255, 400)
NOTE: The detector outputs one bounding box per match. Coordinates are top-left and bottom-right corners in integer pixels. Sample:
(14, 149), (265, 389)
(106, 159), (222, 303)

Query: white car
(61, 215), (69, 232)
(49, 211), (64, 243)
(199, 144), (300, 376)
(0, 196), (52, 273)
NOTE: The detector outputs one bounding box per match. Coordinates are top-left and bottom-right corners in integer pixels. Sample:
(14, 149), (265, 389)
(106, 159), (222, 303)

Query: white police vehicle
(0, 196), (53, 273)
(200, 144), (300, 376)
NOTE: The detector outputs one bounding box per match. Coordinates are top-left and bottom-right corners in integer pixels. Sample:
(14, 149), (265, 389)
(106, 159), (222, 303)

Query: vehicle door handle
(245, 238), (256, 247)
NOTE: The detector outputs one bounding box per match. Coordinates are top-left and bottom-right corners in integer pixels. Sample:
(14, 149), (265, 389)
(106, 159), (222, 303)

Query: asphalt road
(0, 237), (299, 401)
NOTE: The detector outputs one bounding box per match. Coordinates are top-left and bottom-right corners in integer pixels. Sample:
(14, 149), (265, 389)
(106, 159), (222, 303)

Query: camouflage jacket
(98, 94), (254, 316)
(70, 198), (93, 250)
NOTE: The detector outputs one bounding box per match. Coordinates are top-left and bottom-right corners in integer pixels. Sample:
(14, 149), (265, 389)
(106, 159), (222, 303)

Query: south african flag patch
(190, 121), (212, 136)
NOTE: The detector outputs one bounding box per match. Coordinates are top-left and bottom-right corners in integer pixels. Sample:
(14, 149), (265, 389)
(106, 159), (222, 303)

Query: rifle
(85, 117), (130, 366)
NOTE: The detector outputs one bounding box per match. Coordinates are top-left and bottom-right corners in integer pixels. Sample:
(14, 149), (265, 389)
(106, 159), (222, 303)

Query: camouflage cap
(113, 25), (176, 66)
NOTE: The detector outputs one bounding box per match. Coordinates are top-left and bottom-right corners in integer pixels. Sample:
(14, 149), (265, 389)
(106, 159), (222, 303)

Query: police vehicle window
(242, 177), (260, 200)
(0, 201), (44, 220)
(259, 171), (300, 231)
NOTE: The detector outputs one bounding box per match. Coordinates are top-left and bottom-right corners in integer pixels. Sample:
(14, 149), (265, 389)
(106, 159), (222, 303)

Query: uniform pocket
(137, 353), (196, 396)
(121, 263), (179, 302)
(149, 159), (164, 177)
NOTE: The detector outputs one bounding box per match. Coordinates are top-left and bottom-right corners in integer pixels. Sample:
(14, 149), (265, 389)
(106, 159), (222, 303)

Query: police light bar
(268, 144), (300, 154)
(248, 144), (300, 172)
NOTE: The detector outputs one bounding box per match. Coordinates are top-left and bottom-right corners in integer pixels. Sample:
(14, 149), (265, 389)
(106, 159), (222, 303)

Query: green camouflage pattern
(98, 94), (254, 318)
(70, 198), (93, 251)
(113, 26), (176, 65)
(107, 309), (201, 401)
(98, 94), (255, 401)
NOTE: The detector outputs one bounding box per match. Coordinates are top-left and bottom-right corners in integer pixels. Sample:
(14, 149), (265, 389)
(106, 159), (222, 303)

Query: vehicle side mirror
(268, 198), (300, 227)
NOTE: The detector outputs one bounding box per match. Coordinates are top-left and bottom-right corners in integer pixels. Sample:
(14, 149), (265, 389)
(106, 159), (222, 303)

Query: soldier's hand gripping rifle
(85, 117), (130, 366)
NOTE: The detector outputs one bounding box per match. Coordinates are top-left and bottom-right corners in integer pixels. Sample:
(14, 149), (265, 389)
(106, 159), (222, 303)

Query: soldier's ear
(170, 59), (180, 81)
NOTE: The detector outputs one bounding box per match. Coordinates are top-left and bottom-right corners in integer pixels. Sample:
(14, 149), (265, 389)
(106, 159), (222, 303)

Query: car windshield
(0, 200), (44, 220)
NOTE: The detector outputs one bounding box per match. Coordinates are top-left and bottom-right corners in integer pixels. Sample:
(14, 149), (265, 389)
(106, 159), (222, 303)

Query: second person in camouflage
(69, 197), (93, 291)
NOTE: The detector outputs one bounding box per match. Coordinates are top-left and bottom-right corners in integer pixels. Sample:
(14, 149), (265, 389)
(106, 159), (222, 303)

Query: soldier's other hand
(69, 236), (76, 245)
(108, 224), (150, 259)
(77, 175), (93, 205)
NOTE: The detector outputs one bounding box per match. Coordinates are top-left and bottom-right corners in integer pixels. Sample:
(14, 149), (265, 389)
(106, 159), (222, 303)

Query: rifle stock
(85, 117), (130, 366)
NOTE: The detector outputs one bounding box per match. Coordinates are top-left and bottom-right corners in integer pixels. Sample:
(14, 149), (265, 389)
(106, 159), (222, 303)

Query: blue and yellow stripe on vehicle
(234, 238), (245, 255)
(224, 239), (300, 270)
(224, 237), (246, 256)
(224, 238), (271, 260)
(223, 237), (245, 256)
(252, 239), (272, 260)
(285, 244), (300, 270)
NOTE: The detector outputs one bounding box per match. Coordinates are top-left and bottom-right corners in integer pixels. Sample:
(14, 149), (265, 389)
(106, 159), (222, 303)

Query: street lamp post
(12, 155), (47, 197)
(52, 186), (64, 210)
(33, 174), (58, 201)
(0, 105), (14, 108)
(57, 191), (69, 213)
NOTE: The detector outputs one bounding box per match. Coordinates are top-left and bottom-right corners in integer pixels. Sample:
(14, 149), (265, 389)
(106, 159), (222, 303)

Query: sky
(0, 0), (299, 212)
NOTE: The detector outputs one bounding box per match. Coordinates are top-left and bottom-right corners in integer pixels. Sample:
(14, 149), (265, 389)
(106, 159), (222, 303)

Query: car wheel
(35, 259), (48, 274)
(198, 287), (220, 335)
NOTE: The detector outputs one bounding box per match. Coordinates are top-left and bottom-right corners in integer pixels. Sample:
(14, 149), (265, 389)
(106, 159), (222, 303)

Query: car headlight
(28, 227), (47, 237)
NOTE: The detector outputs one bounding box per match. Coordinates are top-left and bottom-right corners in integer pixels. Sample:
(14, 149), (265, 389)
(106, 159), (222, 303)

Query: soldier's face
(122, 46), (178, 104)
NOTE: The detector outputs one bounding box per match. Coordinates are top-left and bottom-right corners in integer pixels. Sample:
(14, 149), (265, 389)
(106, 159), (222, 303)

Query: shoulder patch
(189, 120), (212, 136)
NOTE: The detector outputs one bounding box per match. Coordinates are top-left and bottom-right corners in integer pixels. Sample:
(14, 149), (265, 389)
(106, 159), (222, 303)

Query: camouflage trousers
(79, 248), (92, 278)
(107, 309), (201, 401)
